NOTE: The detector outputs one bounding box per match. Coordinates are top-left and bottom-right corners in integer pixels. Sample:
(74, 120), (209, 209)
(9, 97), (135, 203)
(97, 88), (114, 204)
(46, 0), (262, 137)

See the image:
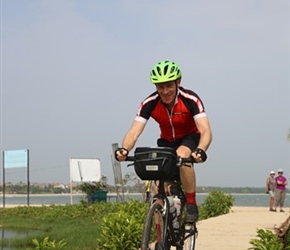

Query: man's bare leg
(177, 145), (198, 222)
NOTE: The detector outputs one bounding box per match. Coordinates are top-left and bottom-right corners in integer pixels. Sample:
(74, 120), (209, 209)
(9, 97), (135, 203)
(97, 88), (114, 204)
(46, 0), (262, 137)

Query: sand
(195, 206), (289, 250)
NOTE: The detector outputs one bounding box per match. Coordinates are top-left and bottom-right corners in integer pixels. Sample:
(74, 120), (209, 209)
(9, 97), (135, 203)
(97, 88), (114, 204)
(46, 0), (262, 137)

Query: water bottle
(168, 196), (179, 229)
(173, 196), (181, 217)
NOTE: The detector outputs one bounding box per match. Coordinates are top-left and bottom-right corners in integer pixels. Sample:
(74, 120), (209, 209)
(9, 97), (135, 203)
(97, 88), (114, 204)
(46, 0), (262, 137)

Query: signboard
(4, 149), (28, 168)
(2, 149), (30, 207)
(70, 158), (101, 183)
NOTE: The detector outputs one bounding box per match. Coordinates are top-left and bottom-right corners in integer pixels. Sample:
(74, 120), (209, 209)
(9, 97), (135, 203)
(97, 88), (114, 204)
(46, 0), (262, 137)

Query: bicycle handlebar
(125, 155), (196, 165)
(125, 156), (135, 161)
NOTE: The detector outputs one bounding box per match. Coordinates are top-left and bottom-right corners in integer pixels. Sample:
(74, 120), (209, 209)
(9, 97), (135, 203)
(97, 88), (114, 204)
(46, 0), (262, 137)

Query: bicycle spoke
(183, 224), (197, 250)
(141, 202), (167, 250)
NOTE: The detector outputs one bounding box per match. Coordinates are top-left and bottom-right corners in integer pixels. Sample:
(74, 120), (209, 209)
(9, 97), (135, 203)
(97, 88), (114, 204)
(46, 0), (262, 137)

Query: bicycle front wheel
(182, 224), (197, 250)
(141, 202), (169, 250)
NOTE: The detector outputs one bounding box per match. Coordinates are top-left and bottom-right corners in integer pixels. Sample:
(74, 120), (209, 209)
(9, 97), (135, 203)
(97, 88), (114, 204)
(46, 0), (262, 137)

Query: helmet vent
(156, 66), (162, 75)
(163, 65), (169, 75)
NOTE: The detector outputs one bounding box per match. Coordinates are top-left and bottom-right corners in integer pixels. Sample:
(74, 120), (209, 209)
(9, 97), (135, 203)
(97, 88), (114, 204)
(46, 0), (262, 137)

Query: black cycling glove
(114, 147), (129, 161)
(193, 148), (207, 162)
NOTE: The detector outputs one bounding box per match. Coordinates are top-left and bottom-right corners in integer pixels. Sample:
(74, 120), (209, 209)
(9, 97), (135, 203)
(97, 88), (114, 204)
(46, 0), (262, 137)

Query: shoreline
(0, 193), (139, 197)
(1, 204), (271, 209)
(1, 192), (288, 197)
(1, 193), (289, 208)
(1, 193), (84, 197)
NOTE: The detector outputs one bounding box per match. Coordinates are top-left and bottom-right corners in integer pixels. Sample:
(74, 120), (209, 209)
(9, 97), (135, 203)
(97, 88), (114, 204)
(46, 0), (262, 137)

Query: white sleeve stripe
(194, 113), (207, 120)
(179, 89), (204, 113)
(179, 89), (198, 102)
(135, 116), (147, 124)
(142, 93), (159, 105)
(137, 93), (159, 116)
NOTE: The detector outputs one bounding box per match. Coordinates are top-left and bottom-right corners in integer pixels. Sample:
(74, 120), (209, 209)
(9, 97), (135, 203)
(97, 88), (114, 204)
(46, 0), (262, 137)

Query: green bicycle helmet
(150, 60), (182, 84)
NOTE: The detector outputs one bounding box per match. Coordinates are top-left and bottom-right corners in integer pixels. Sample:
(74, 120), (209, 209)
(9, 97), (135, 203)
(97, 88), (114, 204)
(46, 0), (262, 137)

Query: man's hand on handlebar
(114, 148), (129, 162)
(192, 148), (207, 163)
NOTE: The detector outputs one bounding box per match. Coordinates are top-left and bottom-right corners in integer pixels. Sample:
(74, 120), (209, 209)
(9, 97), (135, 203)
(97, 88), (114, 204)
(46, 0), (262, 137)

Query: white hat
(278, 169), (283, 172)
(270, 171), (275, 174)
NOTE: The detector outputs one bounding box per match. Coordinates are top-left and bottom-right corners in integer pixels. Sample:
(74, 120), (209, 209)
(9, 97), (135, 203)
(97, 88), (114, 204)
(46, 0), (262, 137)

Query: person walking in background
(266, 171), (276, 212)
(274, 169), (288, 212)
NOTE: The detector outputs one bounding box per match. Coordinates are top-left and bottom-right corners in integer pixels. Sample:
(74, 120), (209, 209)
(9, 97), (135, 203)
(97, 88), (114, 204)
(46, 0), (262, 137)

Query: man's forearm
(197, 131), (212, 151)
(122, 132), (138, 152)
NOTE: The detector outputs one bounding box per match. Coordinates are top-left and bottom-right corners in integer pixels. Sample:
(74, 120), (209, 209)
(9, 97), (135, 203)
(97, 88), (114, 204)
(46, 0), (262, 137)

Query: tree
(123, 172), (145, 195)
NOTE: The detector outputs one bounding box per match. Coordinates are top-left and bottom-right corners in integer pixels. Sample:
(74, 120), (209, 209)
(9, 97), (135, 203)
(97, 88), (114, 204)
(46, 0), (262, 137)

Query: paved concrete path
(194, 206), (289, 250)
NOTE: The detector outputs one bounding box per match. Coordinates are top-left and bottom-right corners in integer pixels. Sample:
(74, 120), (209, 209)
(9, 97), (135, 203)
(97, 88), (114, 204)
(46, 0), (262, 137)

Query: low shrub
(31, 236), (67, 250)
(199, 190), (234, 220)
(248, 228), (290, 250)
(96, 199), (148, 250)
(287, 227), (290, 248)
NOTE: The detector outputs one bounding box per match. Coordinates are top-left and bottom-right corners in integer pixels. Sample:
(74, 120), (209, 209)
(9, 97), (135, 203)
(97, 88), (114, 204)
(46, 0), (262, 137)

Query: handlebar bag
(133, 147), (178, 180)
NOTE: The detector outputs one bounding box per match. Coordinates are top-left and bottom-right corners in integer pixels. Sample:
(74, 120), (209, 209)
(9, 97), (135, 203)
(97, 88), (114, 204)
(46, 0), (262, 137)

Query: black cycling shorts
(157, 133), (200, 152)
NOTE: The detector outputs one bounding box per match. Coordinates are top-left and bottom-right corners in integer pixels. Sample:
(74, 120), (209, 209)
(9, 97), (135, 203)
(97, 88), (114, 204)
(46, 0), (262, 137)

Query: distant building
(53, 183), (67, 189)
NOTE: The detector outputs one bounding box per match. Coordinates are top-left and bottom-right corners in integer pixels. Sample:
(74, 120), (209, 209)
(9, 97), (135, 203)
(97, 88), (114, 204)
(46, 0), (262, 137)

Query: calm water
(0, 193), (289, 207)
(0, 228), (42, 250)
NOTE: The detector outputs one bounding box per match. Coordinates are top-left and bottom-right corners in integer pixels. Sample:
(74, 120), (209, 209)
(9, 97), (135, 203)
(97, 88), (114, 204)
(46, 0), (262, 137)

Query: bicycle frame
(126, 147), (198, 249)
(152, 179), (178, 247)
(152, 179), (197, 248)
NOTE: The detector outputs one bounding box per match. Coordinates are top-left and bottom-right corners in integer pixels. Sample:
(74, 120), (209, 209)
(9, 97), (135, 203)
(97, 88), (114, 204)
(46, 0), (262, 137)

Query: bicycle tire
(181, 224), (197, 250)
(141, 202), (170, 250)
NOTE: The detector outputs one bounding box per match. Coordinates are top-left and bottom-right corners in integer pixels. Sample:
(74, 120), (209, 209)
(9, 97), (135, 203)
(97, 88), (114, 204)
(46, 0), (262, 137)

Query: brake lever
(176, 157), (182, 167)
(127, 163), (134, 168)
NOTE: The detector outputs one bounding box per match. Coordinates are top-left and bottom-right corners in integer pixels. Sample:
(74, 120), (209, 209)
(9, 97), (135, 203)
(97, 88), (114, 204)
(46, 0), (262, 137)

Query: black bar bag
(133, 147), (178, 181)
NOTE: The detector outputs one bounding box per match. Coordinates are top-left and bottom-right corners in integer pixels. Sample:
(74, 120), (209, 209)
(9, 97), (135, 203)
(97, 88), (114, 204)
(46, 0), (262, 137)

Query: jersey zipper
(166, 106), (176, 141)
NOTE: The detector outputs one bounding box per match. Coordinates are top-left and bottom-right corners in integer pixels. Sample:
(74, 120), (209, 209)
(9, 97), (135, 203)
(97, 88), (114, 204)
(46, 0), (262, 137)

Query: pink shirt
(275, 176), (287, 190)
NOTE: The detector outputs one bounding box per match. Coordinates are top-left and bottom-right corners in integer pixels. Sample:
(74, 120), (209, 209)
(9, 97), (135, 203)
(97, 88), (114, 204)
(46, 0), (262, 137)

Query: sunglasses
(278, 172), (283, 174)
(270, 174), (275, 175)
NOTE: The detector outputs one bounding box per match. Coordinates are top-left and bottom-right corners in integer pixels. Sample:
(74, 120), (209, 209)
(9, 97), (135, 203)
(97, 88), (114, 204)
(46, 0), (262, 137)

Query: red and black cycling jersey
(135, 87), (207, 142)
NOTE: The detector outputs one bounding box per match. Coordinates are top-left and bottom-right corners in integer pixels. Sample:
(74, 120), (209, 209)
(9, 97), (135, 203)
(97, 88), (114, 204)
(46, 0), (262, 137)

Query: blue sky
(0, 0), (289, 187)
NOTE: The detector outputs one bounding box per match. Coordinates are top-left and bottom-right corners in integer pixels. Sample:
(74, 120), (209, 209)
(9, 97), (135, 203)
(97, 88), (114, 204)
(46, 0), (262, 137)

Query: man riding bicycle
(115, 60), (212, 223)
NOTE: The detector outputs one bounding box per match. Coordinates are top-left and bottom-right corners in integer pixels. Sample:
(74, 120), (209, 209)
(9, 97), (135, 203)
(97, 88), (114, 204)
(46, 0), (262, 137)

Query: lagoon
(0, 193), (289, 207)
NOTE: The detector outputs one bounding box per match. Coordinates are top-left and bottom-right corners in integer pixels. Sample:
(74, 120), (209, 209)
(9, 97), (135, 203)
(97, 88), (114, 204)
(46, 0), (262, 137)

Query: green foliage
(0, 203), (113, 220)
(0, 204), (105, 250)
(78, 181), (108, 195)
(287, 228), (290, 247)
(199, 190), (234, 220)
(96, 199), (148, 250)
(31, 236), (67, 250)
(0, 202), (148, 250)
(248, 229), (290, 250)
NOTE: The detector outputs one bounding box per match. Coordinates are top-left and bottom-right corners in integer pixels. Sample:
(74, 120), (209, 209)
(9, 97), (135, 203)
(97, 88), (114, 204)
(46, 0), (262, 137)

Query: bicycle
(126, 146), (198, 250)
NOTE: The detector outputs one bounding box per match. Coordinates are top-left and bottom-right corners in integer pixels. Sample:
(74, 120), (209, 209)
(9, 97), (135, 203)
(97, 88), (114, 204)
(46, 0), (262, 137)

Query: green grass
(0, 203), (110, 250)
